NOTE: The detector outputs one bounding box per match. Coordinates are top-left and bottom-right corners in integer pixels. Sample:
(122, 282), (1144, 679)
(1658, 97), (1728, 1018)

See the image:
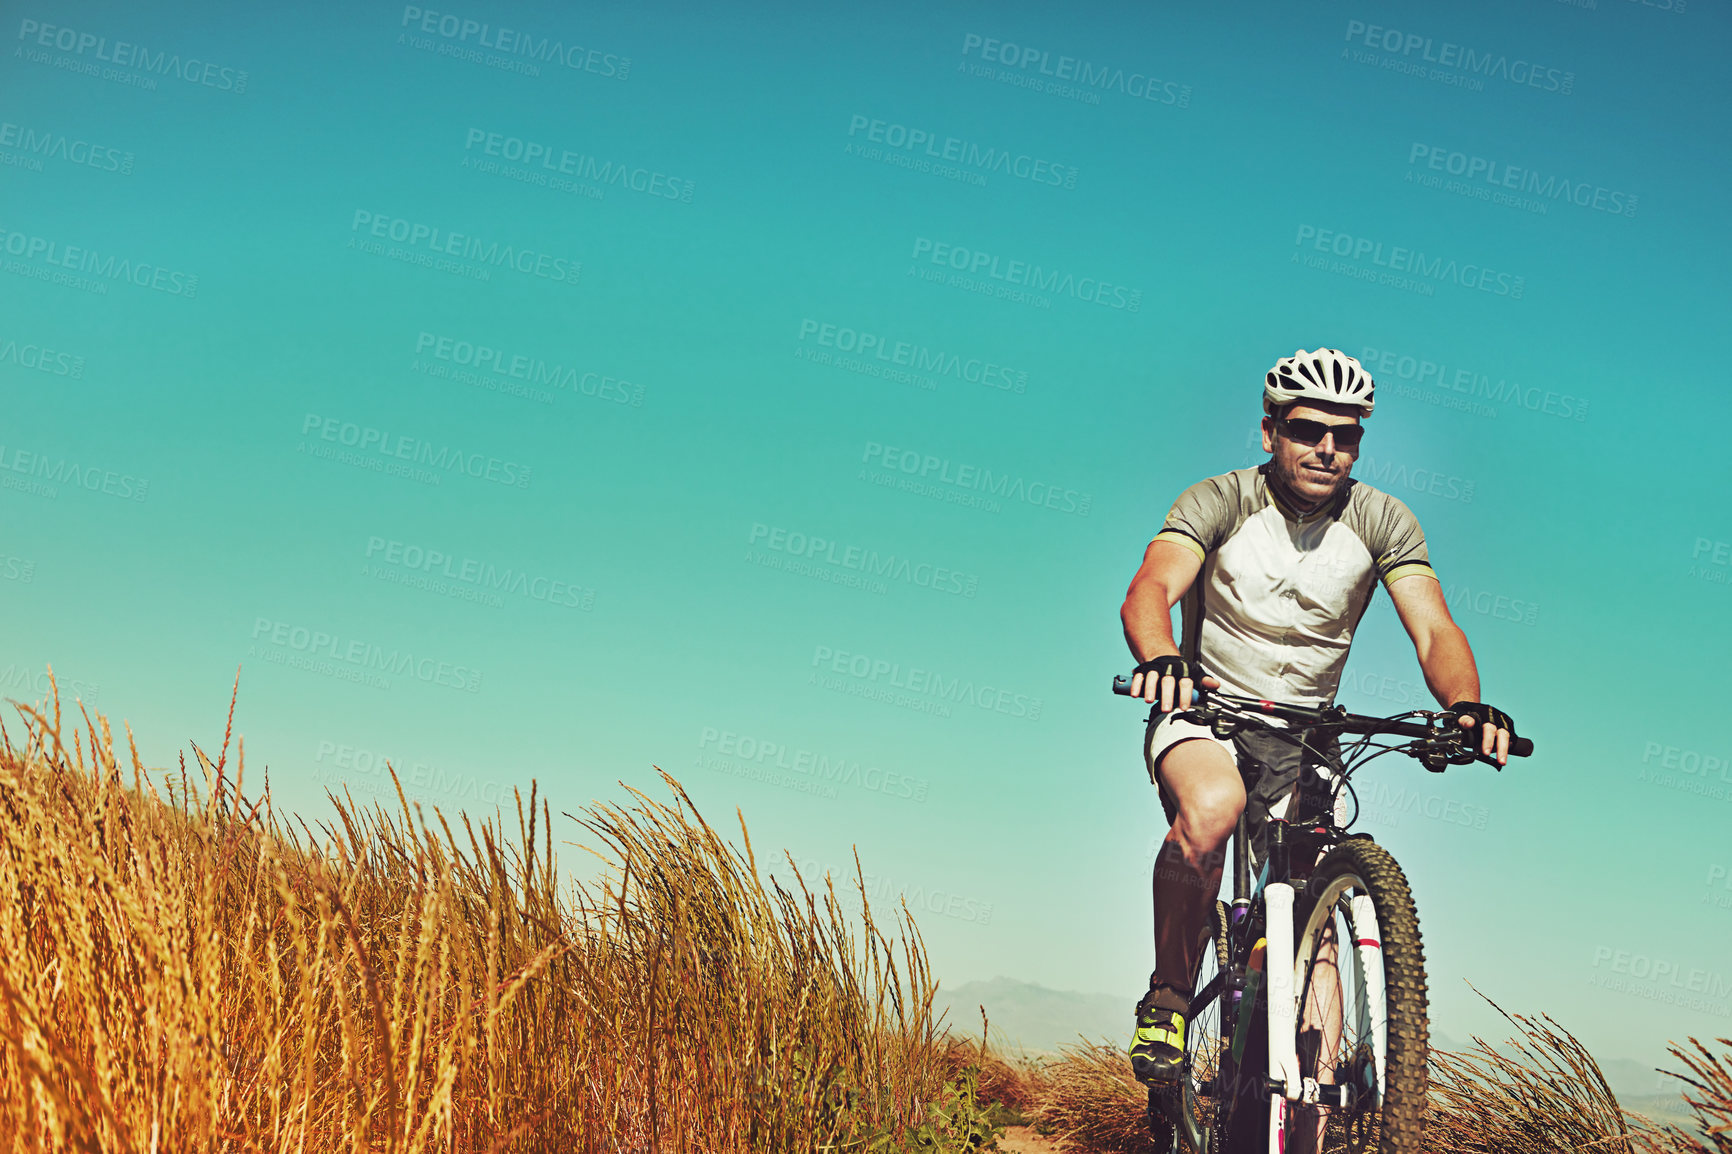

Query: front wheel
(1287, 839), (1429, 1154)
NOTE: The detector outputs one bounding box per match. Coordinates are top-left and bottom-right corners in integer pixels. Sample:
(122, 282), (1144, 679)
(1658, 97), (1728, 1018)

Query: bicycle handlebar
(1111, 675), (1534, 759)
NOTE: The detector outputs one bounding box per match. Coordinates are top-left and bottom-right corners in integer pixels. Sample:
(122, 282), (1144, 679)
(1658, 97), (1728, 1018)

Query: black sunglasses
(1277, 417), (1364, 449)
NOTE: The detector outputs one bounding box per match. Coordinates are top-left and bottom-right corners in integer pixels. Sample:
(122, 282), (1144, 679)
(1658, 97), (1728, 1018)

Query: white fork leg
(1348, 893), (1388, 1102)
(1265, 882), (1300, 1099)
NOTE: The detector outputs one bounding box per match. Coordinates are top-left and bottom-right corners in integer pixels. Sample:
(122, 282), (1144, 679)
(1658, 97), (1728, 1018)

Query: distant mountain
(933, 977), (1138, 1055)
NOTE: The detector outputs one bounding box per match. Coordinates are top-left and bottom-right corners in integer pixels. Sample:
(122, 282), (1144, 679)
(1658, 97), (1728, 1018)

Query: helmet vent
(1261, 347), (1375, 416)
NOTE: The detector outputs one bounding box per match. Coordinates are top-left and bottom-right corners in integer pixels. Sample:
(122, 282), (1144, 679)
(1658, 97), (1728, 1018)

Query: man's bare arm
(1387, 575), (1511, 763)
(1121, 539), (1217, 708)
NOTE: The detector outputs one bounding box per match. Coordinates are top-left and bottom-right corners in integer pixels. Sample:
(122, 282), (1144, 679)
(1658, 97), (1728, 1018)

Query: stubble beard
(1272, 451), (1347, 512)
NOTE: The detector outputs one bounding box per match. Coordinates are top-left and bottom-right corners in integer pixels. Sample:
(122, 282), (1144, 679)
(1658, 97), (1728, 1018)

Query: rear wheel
(1288, 839), (1428, 1154)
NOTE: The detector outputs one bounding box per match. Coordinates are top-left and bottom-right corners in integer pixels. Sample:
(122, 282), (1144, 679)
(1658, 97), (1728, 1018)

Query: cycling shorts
(1144, 710), (1343, 860)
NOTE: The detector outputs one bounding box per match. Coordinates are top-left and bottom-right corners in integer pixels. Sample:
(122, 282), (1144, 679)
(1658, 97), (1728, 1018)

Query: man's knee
(1174, 796), (1242, 868)
(1161, 743), (1245, 853)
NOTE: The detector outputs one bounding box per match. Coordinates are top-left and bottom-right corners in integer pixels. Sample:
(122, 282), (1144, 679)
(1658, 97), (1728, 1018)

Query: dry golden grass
(1016, 1043), (1154, 1154)
(5, 675), (1728, 1154)
(0, 679), (988, 1153)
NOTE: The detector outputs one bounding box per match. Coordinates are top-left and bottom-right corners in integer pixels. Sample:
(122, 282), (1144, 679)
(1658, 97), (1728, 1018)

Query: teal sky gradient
(3, 0), (1729, 1078)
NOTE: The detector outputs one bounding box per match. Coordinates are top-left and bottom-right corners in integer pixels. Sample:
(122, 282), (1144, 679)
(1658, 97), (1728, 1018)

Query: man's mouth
(1301, 464), (1338, 482)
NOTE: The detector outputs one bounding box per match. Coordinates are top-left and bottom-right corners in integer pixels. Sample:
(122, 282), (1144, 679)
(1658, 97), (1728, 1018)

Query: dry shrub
(1024, 1042), (1160, 1154)
(973, 1045), (1048, 1119)
(936, 1031), (1047, 1119)
(1428, 992), (1638, 1152)
(1646, 1037), (1732, 1154)
(0, 678), (964, 1152)
(1426, 989), (1728, 1154)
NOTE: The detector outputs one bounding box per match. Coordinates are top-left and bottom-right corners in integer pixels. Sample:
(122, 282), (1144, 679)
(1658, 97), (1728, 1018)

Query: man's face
(1260, 400), (1365, 507)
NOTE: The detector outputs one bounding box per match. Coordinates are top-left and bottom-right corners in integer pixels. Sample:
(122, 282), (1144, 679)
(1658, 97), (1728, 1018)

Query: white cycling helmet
(1263, 348), (1375, 416)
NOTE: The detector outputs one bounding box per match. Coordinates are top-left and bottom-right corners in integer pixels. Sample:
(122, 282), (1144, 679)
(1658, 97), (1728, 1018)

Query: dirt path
(996, 1124), (1063, 1153)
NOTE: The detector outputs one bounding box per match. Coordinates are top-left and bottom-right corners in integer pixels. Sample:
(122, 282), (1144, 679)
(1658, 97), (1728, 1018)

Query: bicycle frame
(1118, 680), (1534, 1153)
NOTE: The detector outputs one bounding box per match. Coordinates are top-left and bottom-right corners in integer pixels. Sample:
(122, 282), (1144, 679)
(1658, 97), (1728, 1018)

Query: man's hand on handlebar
(1449, 701), (1516, 767)
(1129, 656), (1221, 713)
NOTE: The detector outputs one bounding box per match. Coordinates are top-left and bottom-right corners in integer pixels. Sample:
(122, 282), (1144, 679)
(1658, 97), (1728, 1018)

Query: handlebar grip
(1510, 736), (1534, 758)
(1112, 675), (1203, 706)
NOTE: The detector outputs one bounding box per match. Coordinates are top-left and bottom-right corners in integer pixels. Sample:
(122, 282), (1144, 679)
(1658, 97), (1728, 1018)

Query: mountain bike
(1111, 677), (1534, 1154)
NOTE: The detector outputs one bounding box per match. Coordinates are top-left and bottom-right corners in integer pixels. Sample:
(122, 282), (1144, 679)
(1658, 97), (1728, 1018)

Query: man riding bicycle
(1120, 348), (1517, 1109)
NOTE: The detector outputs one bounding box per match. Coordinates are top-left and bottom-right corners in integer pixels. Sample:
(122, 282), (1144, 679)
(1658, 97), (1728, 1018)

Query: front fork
(1260, 886), (1388, 1154)
(1265, 881), (1300, 1150)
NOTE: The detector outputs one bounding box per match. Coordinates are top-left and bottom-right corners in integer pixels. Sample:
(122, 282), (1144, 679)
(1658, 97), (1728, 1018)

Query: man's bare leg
(1152, 739), (1245, 990)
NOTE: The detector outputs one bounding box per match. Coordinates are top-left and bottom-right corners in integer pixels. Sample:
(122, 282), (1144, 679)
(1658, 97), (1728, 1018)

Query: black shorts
(1145, 710), (1343, 860)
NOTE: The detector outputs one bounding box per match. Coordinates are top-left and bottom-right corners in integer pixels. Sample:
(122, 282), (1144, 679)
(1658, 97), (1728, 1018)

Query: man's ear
(1260, 416), (1276, 455)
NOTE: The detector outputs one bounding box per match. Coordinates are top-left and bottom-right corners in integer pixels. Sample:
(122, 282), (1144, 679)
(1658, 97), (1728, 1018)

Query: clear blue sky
(3, 0), (1728, 1079)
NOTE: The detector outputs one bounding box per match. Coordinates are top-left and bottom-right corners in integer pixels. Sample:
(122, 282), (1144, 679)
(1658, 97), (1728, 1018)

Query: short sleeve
(1154, 475), (1236, 561)
(1371, 494), (1435, 586)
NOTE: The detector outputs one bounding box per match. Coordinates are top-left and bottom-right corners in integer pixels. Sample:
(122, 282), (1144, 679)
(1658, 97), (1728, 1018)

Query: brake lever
(1419, 729), (1505, 772)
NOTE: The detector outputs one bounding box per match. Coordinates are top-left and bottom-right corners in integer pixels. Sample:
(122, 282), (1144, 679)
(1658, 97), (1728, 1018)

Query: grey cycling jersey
(1153, 465), (1436, 706)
